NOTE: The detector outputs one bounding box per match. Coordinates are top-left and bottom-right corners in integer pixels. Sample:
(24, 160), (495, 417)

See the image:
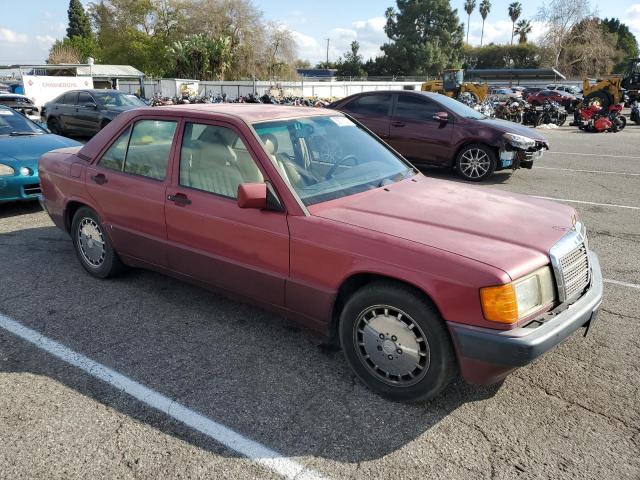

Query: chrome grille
(549, 221), (591, 302)
(558, 243), (590, 300)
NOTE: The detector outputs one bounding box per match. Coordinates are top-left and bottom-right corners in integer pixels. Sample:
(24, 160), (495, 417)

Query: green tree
(67, 0), (92, 38)
(464, 44), (541, 69)
(380, 0), (465, 76)
(602, 18), (639, 72)
(479, 0), (491, 46)
(508, 2), (522, 45)
(336, 41), (367, 78)
(48, 35), (101, 64)
(168, 34), (232, 80)
(514, 19), (532, 44)
(464, 0), (476, 44)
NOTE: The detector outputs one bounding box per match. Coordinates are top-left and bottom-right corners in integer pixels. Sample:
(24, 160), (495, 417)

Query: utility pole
(325, 38), (330, 66)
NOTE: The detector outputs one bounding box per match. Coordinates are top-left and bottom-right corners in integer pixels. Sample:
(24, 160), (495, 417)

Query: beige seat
(181, 139), (244, 198)
(262, 136), (303, 187)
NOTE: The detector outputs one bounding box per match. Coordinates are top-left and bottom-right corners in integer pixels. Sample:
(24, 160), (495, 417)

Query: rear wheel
(584, 92), (611, 110)
(71, 207), (125, 278)
(339, 282), (457, 402)
(455, 144), (497, 182)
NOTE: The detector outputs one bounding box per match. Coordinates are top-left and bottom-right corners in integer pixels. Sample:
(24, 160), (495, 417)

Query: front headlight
(0, 163), (15, 177)
(504, 132), (536, 150)
(480, 266), (556, 324)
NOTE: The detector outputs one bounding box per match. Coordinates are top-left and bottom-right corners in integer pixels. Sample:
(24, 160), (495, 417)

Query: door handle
(90, 173), (107, 185)
(167, 193), (192, 206)
(391, 121), (406, 127)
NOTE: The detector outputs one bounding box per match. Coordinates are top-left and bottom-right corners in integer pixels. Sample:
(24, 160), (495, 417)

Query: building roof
(76, 64), (145, 78)
(466, 68), (566, 80)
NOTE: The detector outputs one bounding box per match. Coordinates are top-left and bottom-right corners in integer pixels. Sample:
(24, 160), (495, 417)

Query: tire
(47, 117), (62, 135)
(612, 115), (627, 132)
(339, 281), (457, 402)
(556, 113), (567, 127)
(455, 144), (497, 182)
(71, 207), (125, 279)
(535, 114), (549, 127)
(584, 92), (611, 110)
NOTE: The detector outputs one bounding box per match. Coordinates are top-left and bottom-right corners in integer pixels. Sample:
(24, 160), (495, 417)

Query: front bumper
(449, 251), (602, 372)
(0, 174), (42, 202)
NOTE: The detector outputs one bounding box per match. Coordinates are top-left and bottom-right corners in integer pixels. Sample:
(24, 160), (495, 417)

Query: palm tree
(464, 0), (476, 45)
(508, 2), (522, 45)
(514, 19), (532, 44)
(479, 0), (491, 46)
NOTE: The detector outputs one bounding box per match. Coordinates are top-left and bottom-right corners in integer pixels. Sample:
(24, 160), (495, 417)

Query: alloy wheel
(459, 148), (490, 179)
(353, 305), (430, 387)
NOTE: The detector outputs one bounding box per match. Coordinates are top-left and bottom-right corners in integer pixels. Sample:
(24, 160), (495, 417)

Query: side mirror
(237, 183), (267, 209)
(83, 102), (97, 110)
(433, 111), (449, 123)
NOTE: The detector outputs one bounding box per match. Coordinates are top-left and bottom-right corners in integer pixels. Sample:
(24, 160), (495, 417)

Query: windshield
(0, 108), (43, 135)
(422, 93), (486, 120)
(253, 115), (414, 206)
(93, 92), (145, 108)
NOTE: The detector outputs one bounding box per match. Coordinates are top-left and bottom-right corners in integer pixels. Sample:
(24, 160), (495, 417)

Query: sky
(0, 0), (639, 65)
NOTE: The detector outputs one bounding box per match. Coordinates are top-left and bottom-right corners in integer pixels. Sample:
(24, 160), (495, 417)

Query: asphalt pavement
(0, 124), (639, 479)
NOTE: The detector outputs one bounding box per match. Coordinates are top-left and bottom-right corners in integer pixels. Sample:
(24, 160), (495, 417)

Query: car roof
(143, 103), (335, 122)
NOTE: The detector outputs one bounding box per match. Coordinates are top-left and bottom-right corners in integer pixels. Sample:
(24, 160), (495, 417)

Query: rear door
(59, 92), (78, 132)
(85, 117), (179, 267)
(339, 93), (392, 140)
(387, 94), (453, 165)
(75, 92), (100, 134)
(164, 119), (289, 306)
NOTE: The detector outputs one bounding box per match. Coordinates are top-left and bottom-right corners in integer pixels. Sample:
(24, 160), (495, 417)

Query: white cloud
(293, 16), (388, 65)
(465, 19), (547, 46)
(0, 28), (28, 43)
(626, 4), (640, 40)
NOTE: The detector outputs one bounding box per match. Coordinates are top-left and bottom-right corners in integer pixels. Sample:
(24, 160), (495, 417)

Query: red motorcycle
(573, 104), (627, 132)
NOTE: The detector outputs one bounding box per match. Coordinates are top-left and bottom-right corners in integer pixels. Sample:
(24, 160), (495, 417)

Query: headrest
(260, 134), (278, 156)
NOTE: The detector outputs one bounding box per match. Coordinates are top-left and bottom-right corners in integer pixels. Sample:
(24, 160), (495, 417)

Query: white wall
(118, 79), (424, 99)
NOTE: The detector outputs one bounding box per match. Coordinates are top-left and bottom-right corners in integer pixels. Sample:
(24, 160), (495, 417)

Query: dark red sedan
(526, 89), (578, 109)
(329, 91), (548, 181)
(39, 104), (602, 402)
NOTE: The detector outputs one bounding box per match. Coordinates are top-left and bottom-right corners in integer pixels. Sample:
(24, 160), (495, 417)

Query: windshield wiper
(9, 131), (39, 136)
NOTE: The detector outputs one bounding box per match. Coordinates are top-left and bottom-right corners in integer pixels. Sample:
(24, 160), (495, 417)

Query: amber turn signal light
(480, 284), (519, 324)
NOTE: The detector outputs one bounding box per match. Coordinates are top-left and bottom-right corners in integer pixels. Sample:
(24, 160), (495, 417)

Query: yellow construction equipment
(421, 69), (489, 104)
(582, 58), (640, 108)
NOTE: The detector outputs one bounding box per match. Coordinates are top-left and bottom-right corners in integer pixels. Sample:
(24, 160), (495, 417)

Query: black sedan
(43, 89), (146, 137)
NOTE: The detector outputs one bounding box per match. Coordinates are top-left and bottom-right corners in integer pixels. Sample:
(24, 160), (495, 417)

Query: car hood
(309, 175), (576, 281)
(0, 134), (81, 169)
(474, 118), (549, 144)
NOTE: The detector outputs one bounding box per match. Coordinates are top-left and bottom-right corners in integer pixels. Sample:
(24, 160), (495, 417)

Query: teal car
(0, 105), (81, 203)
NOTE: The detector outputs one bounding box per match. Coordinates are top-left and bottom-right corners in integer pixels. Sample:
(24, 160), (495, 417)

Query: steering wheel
(325, 154), (359, 180)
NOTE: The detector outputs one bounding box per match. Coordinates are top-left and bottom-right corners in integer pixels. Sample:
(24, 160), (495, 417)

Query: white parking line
(0, 313), (328, 480)
(536, 166), (640, 176)
(604, 279), (640, 290)
(533, 196), (640, 210)
(547, 152), (640, 160)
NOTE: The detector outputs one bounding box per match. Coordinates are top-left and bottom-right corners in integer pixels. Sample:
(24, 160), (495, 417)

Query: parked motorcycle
(573, 104), (627, 133)
(630, 100), (640, 125)
(535, 100), (568, 127)
(494, 99), (525, 123)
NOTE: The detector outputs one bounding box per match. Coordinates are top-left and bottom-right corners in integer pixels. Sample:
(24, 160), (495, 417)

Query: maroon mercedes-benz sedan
(329, 91), (549, 181)
(39, 104), (602, 402)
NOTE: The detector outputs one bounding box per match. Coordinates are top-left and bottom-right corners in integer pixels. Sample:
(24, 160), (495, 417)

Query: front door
(165, 120), (289, 306)
(85, 118), (179, 267)
(388, 94), (453, 165)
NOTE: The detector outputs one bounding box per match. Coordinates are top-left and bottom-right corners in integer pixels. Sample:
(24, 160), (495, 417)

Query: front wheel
(455, 144), (497, 182)
(47, 117), (62, 135)
(71, 207), (125, 278)
(339, 282), (457, 402)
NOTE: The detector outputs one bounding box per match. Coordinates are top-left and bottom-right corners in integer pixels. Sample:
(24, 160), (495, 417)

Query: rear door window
(394, 95), (439, 121)
(343, 94), (392, 116)
(77, 92), (93, 105)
